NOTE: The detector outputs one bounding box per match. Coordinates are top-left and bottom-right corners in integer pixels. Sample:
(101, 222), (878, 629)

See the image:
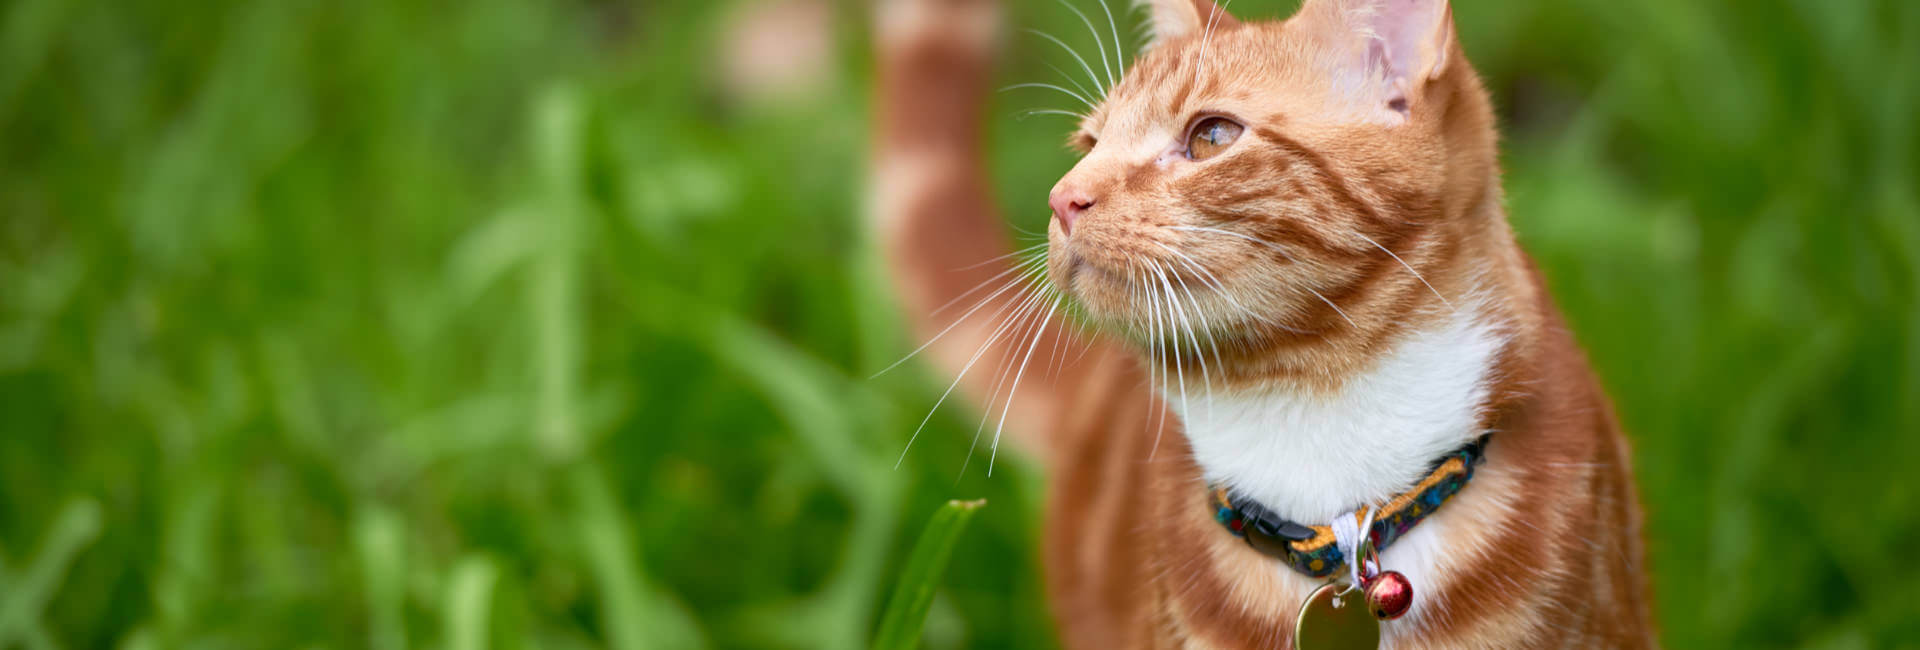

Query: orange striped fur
(873, 0), (1655, 646)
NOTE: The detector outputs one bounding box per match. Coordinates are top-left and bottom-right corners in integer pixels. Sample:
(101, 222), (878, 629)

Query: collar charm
(1210, 435), (1489, 637)
(1293, 582), (1380, 648)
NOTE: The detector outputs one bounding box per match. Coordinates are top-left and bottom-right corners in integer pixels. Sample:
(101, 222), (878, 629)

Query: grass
(874, 500), (988, 650)
(0, 0), (1915, 647)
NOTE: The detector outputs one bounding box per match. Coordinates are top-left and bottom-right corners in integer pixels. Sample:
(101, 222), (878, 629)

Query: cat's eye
(1185, 116), (1244, 161)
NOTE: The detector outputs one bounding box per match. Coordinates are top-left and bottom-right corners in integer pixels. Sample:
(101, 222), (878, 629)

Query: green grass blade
(442, 555), (497, 650)
(0, 498), (101, 647)
(871, 499), (986, 650)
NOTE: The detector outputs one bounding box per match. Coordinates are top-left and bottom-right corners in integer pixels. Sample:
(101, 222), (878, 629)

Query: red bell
(1364, 570), (1413, 620)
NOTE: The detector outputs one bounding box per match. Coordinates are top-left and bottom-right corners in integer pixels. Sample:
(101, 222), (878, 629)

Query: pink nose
(1049, 187), (1095, 235)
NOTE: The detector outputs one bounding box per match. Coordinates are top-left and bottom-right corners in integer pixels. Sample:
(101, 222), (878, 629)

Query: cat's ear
(1136, 0), (1238, 46)
(1299, 0), (1455, 116)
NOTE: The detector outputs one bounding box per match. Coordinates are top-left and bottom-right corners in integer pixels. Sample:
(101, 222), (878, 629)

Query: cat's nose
(1049, 186), (1095, 235)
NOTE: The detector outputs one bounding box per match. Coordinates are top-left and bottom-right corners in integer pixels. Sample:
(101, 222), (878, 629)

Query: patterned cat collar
(1209, 436), (1490, 578)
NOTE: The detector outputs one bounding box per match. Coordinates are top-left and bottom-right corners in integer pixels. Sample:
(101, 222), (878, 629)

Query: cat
(873, 0), (1655, 646)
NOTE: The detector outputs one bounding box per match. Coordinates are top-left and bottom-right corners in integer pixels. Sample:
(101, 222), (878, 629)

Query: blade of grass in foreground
(872, 499), (987, 650)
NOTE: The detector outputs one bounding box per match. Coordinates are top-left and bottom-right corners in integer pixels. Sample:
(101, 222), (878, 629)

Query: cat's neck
(1169, 301), (1508, 524)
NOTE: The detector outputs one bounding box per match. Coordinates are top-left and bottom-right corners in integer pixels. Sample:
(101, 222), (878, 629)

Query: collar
(1209, 436), (1490, 578)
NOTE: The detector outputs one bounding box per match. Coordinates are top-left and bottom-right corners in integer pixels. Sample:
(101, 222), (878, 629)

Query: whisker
(1194, 0), (1237, 87)
(1306, 286), (1358, 329)
(873, 254), (1048, 378)
(1130, 10), (1153, 42)
(1039, 283), (1071, 381)
(1153, 238), (1311, 335)
(957, 284), (1054, 475)
(1149, 262), (1192, 443)
(1067, 320), (1099, 368)
(1152, 258), (1217, 423)
(1137, 255), (1173, 461)
(1120, 257), (1153, 420)
(1153, 241), (1241, 311)
(950, 242), (1049, 273)
(1000, 82), (1096, 111)
(1046, 303), (1069, 379)
(971, 291), (1042, 434)
(1018, 109), (1090, 122)
(1164, 225), (1297, 263)
(1044, 63), (1099, 106)
(1055, 0), (1115, 89)
(1153, 243), (1231, 303)
(1171, 264), (1228, 350)
(1005, 219), (1049, 239)
(1176, 271), (1225, 424)
(1160, 224), (1351, 329)
(1096, 0), (1126, 79)
(987, 295), (1063, 476)
(895, 279), (1047, 469)
(1155, 252), (1233, 395)
(1025, 29), (1108, 98)
(1352, 230), (1452, 309)
(929, 250), (1047, 319)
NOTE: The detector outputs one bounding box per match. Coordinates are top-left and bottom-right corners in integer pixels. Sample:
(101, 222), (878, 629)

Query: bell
(1364, 570), (1413, 620)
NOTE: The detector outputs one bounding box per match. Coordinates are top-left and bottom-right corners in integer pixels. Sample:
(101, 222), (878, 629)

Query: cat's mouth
(1051, 239), (1308, 344)
(1062, 254), (1127, 291)
(1050, 251), (1119, 319)
(1054, 248), (1218, 330)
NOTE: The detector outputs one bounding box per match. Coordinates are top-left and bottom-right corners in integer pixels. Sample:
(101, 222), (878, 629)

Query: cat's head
(1045, 0), (1499, 372)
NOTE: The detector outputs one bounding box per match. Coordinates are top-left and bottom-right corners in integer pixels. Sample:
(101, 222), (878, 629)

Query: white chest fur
(1169, 308), (1505, 525)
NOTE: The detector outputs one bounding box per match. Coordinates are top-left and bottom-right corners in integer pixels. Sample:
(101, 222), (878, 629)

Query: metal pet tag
(1293, 582), (1381, 649)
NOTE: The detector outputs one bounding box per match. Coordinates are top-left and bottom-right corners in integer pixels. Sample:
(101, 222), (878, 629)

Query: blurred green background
(2, 0), (1916, 647)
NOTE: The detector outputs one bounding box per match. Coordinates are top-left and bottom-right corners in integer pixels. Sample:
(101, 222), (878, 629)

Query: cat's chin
(1052, 254), (1136, 318)
(1057, 261), (1219, 340)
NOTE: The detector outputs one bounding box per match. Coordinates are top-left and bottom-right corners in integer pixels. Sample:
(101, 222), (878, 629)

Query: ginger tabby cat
(873, 0), (1655, 646)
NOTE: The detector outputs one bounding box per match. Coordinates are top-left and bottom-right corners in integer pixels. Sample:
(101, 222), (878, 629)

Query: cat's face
(1045, 0), (1486, 357)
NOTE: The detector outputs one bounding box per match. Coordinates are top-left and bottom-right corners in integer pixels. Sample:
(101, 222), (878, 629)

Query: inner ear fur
(1296, 0), (1457, 115)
